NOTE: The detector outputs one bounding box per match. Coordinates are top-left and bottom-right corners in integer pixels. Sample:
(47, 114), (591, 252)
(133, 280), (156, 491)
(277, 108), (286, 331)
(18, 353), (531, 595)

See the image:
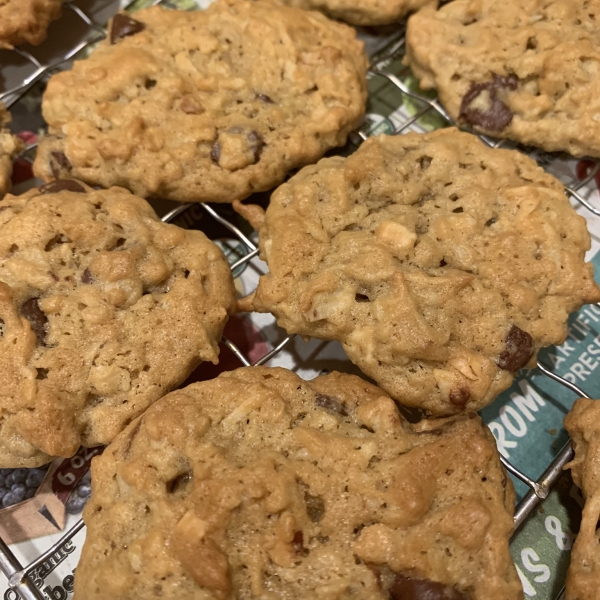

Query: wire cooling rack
(0, 1), (598, 599)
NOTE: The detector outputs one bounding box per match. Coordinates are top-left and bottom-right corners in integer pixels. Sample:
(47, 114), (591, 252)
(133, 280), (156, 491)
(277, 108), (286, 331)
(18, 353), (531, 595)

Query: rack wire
(0, 1), (598, 599)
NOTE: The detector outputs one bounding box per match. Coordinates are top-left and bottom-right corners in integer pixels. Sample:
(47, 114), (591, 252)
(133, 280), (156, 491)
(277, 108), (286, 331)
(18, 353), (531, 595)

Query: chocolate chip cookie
(251, 129), (600, 415)
(280, 0), (436, 26)
(0, 0), (64, 49)
(33, 0), (368, 204)
(564, 399), (600, 600)
(0, 181), (235, 467)
(0, 103), (24, 198)
(405, 0), (600, 157)
(74, 366), (521, 600)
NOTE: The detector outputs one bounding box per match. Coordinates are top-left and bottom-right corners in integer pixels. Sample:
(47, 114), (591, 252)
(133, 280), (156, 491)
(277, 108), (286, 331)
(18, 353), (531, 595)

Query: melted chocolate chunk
(110, 13), (146, 44)
(292, 531), (304, 554)
(449, 388), (470, 408)
(305, 492), (325, 523)
(36, 368), (49, 380)
(50, 151), (71, 178)
(21, 298), (48, 345)
(459, 73), (518, 132)
(355, 293), (370, 302)
(81, 268), (93, 284)
(389, 574), (467, 600)
(315, 393), (348, 416)
(39, 180), (86, 195)
(497, 325), (534, 372)
(210, 142), (221, 164)
(166, 471), (192, 494)
(247, 130), (264, 162)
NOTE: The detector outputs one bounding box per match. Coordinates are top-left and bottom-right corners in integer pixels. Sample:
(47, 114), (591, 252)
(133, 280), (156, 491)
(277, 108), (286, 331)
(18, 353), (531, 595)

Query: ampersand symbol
(544, 515), (573, 551)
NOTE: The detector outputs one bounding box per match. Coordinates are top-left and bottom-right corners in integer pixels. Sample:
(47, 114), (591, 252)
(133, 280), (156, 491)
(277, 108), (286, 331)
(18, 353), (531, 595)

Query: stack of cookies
(1, 0), (600, 598)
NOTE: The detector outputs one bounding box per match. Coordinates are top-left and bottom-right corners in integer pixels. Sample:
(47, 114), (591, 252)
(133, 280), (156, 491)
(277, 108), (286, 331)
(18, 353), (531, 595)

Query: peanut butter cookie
(0, 181), (235, 467)
(74, 367), (521, 600)
(251, 129), (600, 415)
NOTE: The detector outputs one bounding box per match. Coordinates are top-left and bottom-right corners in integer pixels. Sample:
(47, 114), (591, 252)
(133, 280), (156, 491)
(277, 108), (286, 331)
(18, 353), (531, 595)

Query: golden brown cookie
(0, 181), (235, 467)
(0, 103), (24, 198)
(0, 0), (64, 49)
(280, 0), (436, 26)
(33, 0), (368, 203)
(74, 366), (522, 600)
(564, 399), (600, 600)
(251, 129), (600, 415)
(405, 0), (600, 157)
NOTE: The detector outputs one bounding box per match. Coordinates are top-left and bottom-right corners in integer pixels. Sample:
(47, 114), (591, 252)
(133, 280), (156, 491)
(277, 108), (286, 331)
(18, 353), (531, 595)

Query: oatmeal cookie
(251, 129), (600, 415)
(0, 181), (235, 467)
(0, 0), (64, 49)
(405, 0), (600, 157)
(0, 103), (24, 198)
(33, 0), (368, 204)
(564, 399), (600, 600)
(280, 0), (436, 26)
(74, 366), (521, 600)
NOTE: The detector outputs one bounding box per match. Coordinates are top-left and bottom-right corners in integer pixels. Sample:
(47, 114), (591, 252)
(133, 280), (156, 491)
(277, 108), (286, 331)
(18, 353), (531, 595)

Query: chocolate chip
(355, 293), (370, 302)
(292, 531), (304, 554)
(166, 472), (192, 494)
(484, 217), (497, 227)
(39, 180), (86, 195)
(305, 492), (325, 523)
(389, 574), (467, 600)
(497, 325), (534, 372)
(247, 130), (264, 162)
(20, 298), (48, 345)
(49, 151), (71, 179)
(459, 73), (518, 132)
(210, 142), (221, 164)
(256, 93), (274, 104)
(81, 268), (93, 284)
(315, 393), (348, 416)
(36, 368), (49, 380)
(449, 388), (470, 408)
(110, 13), (146, 44)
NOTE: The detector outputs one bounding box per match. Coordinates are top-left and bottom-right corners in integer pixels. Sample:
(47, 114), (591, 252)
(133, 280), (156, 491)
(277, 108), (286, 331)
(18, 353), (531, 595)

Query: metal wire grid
(0, 2), (597, 599)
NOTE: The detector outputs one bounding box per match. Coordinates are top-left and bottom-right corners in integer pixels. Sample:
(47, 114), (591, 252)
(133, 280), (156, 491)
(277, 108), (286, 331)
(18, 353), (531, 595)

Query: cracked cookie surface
(0, 181), (235, 467)
(0, 103), (24, 198)
(33, 0), (367, 203)
(74, 366), (521, 600)
(0, 0), (64, 49)
(280, 0), (436, 26)
(564, 399), (600, 600)
(405, 0), (600, 157)
(251, 129), (600, 415)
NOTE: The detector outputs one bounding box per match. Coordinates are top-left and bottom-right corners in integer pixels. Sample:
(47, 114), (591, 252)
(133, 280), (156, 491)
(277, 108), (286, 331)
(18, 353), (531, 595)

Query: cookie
(564, 399), (600, 600)
(250, 129), (600, 416)
(0, 0), (64, 49)
(280, 0), (436, 26)
(0, 181), (235, 467)
(33, 0), (368, 204)
(405, 0), (600, 157)
(0, 103), (24, 198)
(74, 366), (521, 600)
